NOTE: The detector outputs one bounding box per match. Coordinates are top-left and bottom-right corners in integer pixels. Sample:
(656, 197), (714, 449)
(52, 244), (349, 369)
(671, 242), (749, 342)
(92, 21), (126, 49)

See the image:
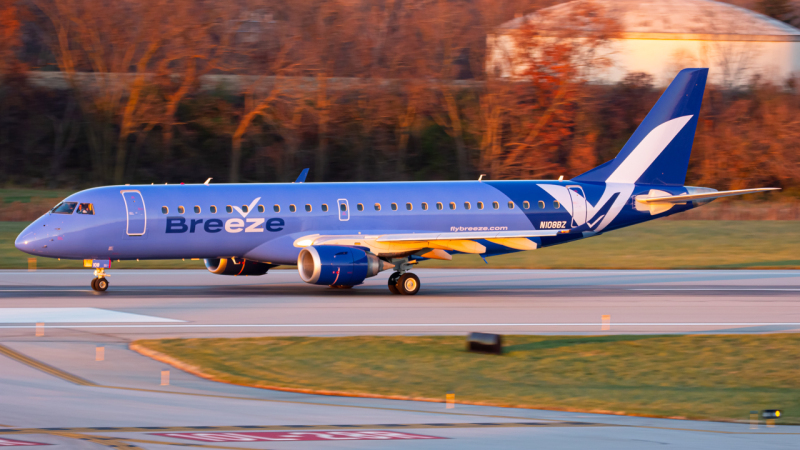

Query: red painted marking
(153, 431), (443, 442)
(0, 438), (49, 446)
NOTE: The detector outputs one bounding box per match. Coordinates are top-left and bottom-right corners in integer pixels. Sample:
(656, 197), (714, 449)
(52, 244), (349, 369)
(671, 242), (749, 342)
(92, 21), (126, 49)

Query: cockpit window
(76, 203), (94, 215)
(52, 202), (77, 214)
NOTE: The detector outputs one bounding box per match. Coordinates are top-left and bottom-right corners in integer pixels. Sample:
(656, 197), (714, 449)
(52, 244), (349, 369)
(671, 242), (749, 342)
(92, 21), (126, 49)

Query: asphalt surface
(1, 269), (798, 449)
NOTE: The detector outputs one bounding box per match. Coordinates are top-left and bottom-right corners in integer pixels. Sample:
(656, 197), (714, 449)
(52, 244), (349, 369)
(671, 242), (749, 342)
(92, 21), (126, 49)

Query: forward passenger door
(121, 190), (146, 236)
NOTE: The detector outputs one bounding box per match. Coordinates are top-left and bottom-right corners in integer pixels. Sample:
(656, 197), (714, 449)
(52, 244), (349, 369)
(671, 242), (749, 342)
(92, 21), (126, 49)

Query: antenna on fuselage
(294, 168), (310, 183)
(204, 178), (212, 185)
(478, 174), (486, 182)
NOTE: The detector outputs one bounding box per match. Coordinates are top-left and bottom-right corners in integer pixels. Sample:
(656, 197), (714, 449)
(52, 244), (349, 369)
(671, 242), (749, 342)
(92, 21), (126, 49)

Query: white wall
(488, 33), (800, 86)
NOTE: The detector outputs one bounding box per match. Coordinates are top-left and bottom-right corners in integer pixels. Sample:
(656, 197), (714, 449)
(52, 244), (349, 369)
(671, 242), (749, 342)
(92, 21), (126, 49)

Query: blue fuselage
(15, 180), (696, 265)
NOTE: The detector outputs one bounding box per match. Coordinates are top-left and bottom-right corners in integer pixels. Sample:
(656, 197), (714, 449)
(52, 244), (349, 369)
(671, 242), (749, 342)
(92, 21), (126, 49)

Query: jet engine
(204, 258), (273, 276)
(297, 246), (393, 286)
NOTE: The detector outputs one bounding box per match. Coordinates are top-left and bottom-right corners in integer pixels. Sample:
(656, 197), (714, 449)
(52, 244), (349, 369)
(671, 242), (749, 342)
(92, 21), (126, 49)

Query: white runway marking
(0, 322), (798, 329)
(629, 288), (800, 291)
(0, 308), (183, 323)
(0, 290), (87, 292)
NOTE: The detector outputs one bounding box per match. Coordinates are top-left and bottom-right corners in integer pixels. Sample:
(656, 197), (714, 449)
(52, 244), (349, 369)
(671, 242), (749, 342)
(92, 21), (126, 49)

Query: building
(487, 0), (800, 86)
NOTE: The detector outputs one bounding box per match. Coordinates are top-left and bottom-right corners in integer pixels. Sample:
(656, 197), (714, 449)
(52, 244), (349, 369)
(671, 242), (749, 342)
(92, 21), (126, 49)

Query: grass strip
(2, 220), (799, 269)
(135, 334), (800, 424)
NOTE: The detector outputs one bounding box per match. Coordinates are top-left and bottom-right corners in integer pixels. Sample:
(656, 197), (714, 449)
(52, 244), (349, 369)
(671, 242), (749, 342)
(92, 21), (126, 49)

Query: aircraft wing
(293, 229), (565, 258)
(636, 188), (780, 204)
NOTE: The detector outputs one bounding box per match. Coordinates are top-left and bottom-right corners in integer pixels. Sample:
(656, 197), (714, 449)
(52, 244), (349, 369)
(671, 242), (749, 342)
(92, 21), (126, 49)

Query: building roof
(500, 0), (800, 41)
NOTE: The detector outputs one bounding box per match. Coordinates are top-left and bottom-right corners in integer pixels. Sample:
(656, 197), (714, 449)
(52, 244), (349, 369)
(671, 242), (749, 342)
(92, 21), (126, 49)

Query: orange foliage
(0, 1), (22, 74)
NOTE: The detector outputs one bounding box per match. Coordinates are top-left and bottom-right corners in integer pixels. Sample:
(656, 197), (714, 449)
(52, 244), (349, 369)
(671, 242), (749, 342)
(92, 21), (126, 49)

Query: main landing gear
(387, 259), (420, 295)
(91, 268), (109, 292)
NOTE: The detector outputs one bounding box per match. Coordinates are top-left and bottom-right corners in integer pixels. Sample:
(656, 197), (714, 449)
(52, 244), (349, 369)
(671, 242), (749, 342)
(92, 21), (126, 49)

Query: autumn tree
(489, 0), (620, 179)
(0, 1), (23, 75)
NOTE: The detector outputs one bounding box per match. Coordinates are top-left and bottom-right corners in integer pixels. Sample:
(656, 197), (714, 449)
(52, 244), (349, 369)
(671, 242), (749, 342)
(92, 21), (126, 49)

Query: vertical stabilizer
(573, 68), (708, 186)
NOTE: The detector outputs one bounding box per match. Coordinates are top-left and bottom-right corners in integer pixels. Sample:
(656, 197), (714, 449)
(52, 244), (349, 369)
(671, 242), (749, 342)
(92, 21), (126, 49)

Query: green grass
(0, 188), (76, 202)
(136, 335), (800, 423)
(1, 220), (799, 269)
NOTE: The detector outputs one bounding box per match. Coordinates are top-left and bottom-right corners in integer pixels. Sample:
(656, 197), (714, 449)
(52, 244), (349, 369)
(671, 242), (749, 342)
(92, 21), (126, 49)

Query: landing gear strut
(91, 268), (109, 292)
(387, 259), (420, 295)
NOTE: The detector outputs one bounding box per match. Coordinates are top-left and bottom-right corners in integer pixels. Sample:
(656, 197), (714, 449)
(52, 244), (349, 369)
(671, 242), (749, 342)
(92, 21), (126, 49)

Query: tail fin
(574, 68), (708, 186)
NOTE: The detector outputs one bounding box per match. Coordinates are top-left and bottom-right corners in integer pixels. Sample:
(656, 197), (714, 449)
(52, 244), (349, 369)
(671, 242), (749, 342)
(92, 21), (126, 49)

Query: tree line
(0, 0), (797, 198)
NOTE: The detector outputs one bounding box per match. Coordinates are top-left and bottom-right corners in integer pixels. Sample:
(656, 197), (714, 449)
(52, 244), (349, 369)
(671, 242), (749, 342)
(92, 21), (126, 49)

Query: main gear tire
(397, 273), (420, 295)
(388, 272), (401, 295)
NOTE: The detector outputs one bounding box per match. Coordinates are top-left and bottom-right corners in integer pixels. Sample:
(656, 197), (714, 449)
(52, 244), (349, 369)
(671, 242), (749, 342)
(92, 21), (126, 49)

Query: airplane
(15, 68), (778, 294)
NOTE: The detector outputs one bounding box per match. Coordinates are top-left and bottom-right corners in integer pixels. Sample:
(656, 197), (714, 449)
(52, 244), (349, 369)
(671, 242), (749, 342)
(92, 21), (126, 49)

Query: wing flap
(374, 230), (561, 241)
(293, 230), (556, 256)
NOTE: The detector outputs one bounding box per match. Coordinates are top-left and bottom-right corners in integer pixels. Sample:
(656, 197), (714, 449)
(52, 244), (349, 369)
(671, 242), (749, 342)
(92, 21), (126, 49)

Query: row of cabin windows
(160, 200), (561, 215)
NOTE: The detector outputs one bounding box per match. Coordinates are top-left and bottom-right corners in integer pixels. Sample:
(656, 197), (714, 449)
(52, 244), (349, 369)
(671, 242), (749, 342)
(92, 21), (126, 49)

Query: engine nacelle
(297, 246), (392, 286)
(204, 258), (272, 276)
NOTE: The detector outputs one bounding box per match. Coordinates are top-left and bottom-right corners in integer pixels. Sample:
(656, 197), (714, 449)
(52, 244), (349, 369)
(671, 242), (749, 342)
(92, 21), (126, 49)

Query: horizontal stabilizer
(636, 188), (780, 205)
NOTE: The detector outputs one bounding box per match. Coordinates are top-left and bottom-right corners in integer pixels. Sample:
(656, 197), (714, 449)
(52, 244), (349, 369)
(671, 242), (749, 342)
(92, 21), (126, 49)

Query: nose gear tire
(96, 278), (109, 292)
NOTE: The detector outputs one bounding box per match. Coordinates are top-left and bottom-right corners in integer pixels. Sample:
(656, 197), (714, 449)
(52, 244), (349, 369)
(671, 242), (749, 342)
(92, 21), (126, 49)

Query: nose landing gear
(91, 268), (109, 292)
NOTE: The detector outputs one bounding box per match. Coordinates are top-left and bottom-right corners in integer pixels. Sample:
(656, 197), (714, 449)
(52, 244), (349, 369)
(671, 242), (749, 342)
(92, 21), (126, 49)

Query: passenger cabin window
(161, 206), (169, 214)
(464, 202), (471, 210)
(538, 201), (545, 209)
(322, 204), (329, 212)
(421, 202), (428, 210)
(477, 201), (484, 210)
(523, 201), (530, 209)
(178, 206), (185, 214)
(289, 204), (296, 213)
(340, 203), (347, 211)
(391, 203), (398, 211)
(257, 205), (265, 213)
(305, 204), (312, 212)
(357, 203), (364, 211)
(554, 200), (561, 209)
(374, 203), (381, 211)
(194, 206), (201, 214)
(226, 205), (233, 213)
(436, 202), (443, 210)
(508, 201), (515, 209)
(52, 202), (78, 214)
(273, 205), (280, 213)
(406, 202), (412, 211)
(210, 205), (217, 214)
(241, 205), (249, 213)
(492, 201), (499, 210)
(76, 203), (94, 215)
(449, 202), (456, 210)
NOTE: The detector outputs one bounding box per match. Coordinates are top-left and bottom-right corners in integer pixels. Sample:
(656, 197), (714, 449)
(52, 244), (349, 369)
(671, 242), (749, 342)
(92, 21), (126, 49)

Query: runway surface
(1, 269), (798, 449)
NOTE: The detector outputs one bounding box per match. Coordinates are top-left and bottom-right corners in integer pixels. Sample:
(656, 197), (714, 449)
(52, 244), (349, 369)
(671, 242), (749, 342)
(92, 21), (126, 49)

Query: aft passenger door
(567, 186), (587, 228)
(121, 190), (146, 236)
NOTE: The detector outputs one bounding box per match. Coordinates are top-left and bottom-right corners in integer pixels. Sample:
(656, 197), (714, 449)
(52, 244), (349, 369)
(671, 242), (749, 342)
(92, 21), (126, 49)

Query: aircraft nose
(15, 221), (47, 256)
(15, 231), (35, 254)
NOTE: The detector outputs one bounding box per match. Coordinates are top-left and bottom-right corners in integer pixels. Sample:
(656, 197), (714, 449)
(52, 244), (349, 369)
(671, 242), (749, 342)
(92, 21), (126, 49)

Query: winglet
(294, 168), (310, 183)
